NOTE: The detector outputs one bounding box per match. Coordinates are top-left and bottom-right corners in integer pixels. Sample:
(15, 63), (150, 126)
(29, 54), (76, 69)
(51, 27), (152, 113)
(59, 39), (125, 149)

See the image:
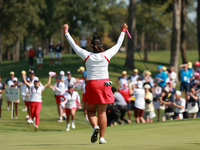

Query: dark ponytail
(91, 35), (105, 53)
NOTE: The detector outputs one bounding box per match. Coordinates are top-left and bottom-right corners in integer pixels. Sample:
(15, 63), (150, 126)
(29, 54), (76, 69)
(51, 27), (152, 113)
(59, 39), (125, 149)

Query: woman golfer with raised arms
(63, 23), (127, 144)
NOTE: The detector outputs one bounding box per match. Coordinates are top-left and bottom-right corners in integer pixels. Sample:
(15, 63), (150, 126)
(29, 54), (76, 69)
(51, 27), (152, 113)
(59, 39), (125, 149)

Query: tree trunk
(180, 0), (187, 63)
(23, 36), (27, 60)
(61, 26), (64, 48)
(197, 0), (200, 61)
(13, 37), (20, 62)
(124, 0), (136, 68)
(7, 48), (10, 61)
(0, 0), (2, 64)
(144, 32), (148, 61)
(140, 32), (145, 52)
(170, 0), (181, 77)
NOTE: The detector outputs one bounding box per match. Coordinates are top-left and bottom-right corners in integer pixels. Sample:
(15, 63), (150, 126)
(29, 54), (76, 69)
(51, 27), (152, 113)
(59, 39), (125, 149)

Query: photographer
(159, 86), (174, 121)
(172, 91), (185, 120)
(187, 86), (199, 118)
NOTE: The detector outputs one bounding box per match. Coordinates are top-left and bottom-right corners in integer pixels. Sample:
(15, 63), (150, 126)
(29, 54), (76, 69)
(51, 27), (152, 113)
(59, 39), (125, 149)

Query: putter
(126, 30), (150, 69)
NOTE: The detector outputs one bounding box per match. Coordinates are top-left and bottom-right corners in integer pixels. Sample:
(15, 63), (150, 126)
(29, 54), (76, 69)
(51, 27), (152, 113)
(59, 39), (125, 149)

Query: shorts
(13, 99), (20, 103)
(55, 95), (63, 104)
(162, 112), (174, 121)
(0, 94), (2, 106)
(143, 111), (156, 119)
(134, 107), (144, 118)
(24, 101), (30, 107)
(37, 58), (43, 64)
(49, 52), (54, 59)
(85, 79), (114, 105)
(153, 101), (160, 109)
(82, 93), (86, 103)
(180, 82), (189, 93)
(55, 52), (62, 58)
(65, 107), (77, 115)
(127, 102), (132, 110)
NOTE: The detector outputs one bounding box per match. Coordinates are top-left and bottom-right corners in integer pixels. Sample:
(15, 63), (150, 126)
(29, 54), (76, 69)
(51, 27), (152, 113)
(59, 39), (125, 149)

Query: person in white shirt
(61, 84), (81, 131)
(169, 66), (177, 87)
(22, 73), (51, 131)
(115, 71), (129, 90)
(76, 77), (88, 121)
(50, 76), (65, 122)
(63, 23), (127, 144)
(130, 81), (146, 124)
(172, 91), (185, 120)
(129, 69), (140, 83)
(64, 71), (76, 92)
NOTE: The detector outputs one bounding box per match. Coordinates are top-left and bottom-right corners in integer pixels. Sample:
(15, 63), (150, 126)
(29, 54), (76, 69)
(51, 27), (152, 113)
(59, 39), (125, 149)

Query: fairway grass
(0, 116), (200, 150)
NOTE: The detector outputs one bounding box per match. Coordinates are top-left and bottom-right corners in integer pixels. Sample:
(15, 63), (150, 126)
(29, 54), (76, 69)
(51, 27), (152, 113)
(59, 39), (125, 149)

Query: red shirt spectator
(29, 48), (35, 57)
(118, 84), (131, 102)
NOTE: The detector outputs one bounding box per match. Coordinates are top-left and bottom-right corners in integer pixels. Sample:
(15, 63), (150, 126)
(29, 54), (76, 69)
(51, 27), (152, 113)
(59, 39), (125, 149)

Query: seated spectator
(118, 84), (132, 122)
(143, 84), (155, 123)
(187, 86), (199, 118)
(106, 104), (119, 126)
(167, 81), (176, 100)
(115, 71), (129, 90)
(130, 81), (145, 124)
(159, 86), (174, 121)
(172, 91), (185, 120)
(112, 87), (129, 124)
(152, 81), (162, 121)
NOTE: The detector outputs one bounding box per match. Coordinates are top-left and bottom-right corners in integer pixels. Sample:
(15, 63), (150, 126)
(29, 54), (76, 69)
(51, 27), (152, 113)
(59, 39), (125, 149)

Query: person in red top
(118, 84), (132, 123)
(28, 46), (35, 69)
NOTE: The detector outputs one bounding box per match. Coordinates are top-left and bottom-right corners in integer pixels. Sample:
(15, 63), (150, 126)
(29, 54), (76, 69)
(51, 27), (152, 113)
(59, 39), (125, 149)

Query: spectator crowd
(0, 61), (200, 131)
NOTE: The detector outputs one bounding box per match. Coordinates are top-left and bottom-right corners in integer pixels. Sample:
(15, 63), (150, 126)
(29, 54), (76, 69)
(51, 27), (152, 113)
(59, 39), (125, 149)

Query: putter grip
(126, 30), (132, 39)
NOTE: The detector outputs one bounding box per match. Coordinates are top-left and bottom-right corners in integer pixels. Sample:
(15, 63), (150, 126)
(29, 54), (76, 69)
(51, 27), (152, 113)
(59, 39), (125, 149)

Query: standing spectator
(77, 66), (87, 79)
(118, 84), (132, 123)
(142, 70), (154, 87)
(129, 69), (140, 82)
(195, 61), (200, 73)
(49, 76), (66, 122)
(130, 81), (146, 124)
(159, 87), (174, 121)
(179, 63), (192, 98)
(143, 84), (155, 123)
(19, 70), (28, 113)
(37, 47), (44, 70)
(172, 91), (185, 120)
(10, 77), (20, 119)
(22, 73), (51, 131)
(169, 66), (177, 88)
(155, 65), (167, 89)
(152, 81), (162, 121)
(55, 41), (63, 65)
(64, 71), (76, 92)
(80, 37), (87, 49)
(76, 77), (88, 121)
(49, 42), (55, 66)
(0, 75), (5, 118)
(5, 71), (15, 111)
(60, 70), (67, 83)
(187, 86), (199, 118)
(188, 62), (194, 77)
(115, 71), (129, 90)
(28, 46), (35, 69)
(111, 87), (129, 124)
(61, 84), (81, 131)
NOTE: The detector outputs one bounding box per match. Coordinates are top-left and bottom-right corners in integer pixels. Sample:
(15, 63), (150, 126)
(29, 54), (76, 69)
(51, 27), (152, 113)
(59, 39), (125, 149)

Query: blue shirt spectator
(155, 65), (167, 88)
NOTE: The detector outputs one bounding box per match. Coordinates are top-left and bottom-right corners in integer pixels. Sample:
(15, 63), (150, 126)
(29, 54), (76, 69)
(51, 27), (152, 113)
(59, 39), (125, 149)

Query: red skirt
(85, 79), (114, 105)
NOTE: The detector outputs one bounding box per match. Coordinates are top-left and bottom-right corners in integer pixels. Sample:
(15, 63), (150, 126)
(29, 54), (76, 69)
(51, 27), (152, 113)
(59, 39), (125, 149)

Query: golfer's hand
(121, 23), (128, 30)
(63, 24), (69, 33)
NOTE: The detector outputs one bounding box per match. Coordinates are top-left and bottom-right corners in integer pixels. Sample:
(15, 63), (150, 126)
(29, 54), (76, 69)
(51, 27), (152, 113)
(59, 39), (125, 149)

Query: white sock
(59, 117), (62, 120)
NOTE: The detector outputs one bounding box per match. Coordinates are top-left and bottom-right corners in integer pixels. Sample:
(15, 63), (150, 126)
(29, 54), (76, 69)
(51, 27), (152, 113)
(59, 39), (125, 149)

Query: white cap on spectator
(164, 86), (170, 92)
(144, 84), (151, 89)
(176, 91), (181, 96)
(137, 81), (143, 89)
(12, 77), (18, 82)
(60, 70), (65, 76)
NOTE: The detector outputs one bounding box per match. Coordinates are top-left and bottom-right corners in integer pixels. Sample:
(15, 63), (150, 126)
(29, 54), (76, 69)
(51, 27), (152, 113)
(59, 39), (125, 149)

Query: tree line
(0, 0), (199, 75)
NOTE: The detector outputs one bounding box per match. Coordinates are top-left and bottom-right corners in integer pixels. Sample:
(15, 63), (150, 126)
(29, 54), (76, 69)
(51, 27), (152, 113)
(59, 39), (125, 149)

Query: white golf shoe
(91, 125), (99, 143)
(99, 137), (107, 144)
(66, 124), (70, 131)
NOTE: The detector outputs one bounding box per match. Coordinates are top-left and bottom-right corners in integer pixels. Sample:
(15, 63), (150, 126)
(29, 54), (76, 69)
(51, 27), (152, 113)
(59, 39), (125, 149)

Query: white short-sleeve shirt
(29, 84), (45, 102)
